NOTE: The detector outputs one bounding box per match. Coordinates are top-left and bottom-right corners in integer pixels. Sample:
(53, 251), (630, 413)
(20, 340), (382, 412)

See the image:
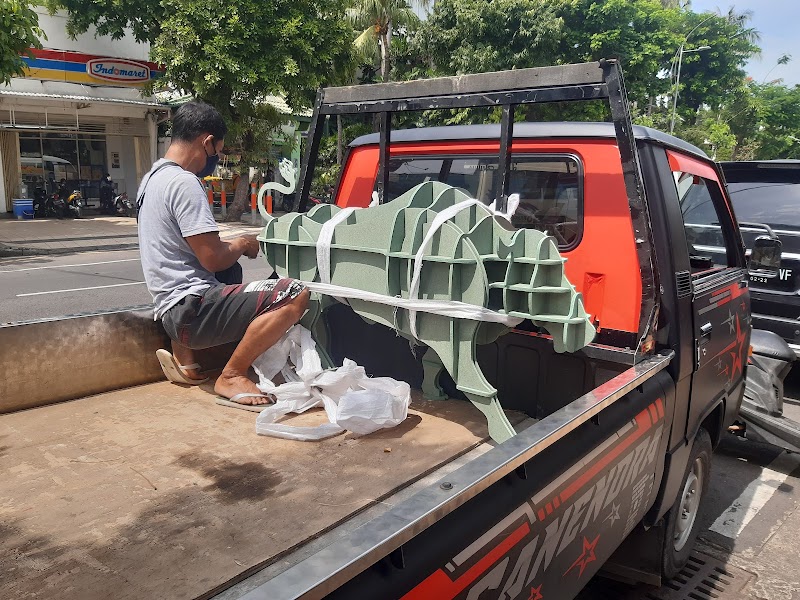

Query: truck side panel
(326, 371), (674, 600)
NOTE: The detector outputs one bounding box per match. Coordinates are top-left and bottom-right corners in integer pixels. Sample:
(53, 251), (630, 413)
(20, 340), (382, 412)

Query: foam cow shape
(258, 181), (595, 443)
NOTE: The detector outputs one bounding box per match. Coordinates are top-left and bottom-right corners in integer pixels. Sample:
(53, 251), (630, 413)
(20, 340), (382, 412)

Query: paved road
(0, 248), (274, 323)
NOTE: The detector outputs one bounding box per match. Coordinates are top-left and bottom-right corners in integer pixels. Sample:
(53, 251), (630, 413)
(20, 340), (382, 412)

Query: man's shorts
(161, 279), (307, 350)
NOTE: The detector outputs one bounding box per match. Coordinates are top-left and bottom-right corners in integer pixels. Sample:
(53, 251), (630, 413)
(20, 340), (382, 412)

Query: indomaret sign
(21, 49), (162, 87)
(87, 58), (151, 83)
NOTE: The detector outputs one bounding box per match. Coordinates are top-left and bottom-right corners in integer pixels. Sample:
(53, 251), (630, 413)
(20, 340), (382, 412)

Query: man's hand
(241, 234), (259, 259)
(186, 232), (258, 272)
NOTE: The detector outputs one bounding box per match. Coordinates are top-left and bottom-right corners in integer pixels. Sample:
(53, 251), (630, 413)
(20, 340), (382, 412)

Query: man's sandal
(155, 349), (209, 385)
(215, 393), (276, 413)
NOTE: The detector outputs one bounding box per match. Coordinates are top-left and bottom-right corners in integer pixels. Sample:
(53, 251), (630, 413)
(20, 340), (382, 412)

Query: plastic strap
(317, 207), (356, 285)
(407, 195), (520, 339)
(303, 281), (522, 328)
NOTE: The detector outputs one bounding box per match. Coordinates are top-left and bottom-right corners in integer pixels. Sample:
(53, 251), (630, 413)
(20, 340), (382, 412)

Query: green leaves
(411, 0), (563, 76)
(0, 0), (45, 85)
(49, 0), (353, 166)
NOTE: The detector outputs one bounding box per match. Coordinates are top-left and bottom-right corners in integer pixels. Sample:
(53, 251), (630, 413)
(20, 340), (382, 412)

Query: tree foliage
(50, 0), (354, 219)
(0, 0), (44, 85)
(348, 0), (427, 81)
(557, 0), (682, 107)
(669, 9), (760, 117)
(751, 83), (800, 159)
(414, 0), (563, 76)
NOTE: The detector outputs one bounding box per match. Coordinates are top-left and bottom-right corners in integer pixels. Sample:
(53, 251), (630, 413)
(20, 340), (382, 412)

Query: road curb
(0, 242), (139, 257)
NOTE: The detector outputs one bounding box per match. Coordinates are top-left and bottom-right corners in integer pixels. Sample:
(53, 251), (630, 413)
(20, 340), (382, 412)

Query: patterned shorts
(161, 278), (307, 350)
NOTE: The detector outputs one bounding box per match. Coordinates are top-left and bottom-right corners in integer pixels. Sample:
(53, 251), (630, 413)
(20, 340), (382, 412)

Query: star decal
(729, 314), (747, 380)
(603, 503), (620, 526)
(528, 584), (544, 600)
(715, 356), (724, 372)
(564, 535), (599, 578)
(722, 310), (736, 334)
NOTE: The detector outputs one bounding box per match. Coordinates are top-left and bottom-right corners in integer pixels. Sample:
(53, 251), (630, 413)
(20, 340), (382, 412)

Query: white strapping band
(300, 194), (522, 338)
(303, 281), (523, 328)
(407, 195), (519, 338)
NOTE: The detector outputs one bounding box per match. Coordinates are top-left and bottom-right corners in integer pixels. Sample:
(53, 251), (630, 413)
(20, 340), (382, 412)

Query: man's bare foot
(214, 372), (274, 405)
(170, 342), (206, 381)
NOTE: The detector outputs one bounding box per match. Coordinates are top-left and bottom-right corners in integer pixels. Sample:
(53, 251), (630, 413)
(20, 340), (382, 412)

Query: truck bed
(0, 381), (519, 600)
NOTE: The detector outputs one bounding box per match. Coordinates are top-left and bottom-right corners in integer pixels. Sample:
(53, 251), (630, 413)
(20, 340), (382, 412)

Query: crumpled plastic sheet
(253, 325), (411, 441)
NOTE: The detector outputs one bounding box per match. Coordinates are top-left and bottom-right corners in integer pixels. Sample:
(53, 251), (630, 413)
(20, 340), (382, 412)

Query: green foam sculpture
(258, 181), (595, 443)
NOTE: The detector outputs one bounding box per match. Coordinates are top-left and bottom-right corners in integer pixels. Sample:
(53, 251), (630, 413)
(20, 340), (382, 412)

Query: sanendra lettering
(473, 427), (663, 596)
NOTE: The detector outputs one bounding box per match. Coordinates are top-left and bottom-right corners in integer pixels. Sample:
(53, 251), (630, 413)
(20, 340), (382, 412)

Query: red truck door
(668, 151), (751, 435)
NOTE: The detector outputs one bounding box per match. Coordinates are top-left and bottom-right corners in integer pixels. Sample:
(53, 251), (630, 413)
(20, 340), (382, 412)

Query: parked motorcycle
(737, 329), (799, 451)
(33, 187), (67, 219)
(65, 189), (84, 219)
(113, 192), (136, 218)
(732, 228), (800, 451)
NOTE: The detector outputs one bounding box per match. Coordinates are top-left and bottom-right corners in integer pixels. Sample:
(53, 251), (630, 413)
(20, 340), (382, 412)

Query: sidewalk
(0, 213), (270, 257)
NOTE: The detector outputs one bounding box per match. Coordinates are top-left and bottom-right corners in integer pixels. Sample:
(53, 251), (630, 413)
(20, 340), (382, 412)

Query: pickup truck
(0, 61), (751, 600)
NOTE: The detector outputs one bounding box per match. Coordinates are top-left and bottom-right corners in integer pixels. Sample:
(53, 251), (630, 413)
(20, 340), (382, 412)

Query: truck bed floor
(0, 380), (507, 599)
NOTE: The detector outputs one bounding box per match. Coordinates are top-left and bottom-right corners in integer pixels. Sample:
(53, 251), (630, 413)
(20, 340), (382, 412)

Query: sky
(688, 0), (799, 86)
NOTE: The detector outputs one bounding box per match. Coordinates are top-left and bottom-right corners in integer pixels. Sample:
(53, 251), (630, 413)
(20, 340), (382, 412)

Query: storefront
(0, 9), (169, 212)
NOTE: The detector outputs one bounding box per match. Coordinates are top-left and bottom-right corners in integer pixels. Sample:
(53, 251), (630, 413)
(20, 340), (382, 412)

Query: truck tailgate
(0, 382), (516, 600)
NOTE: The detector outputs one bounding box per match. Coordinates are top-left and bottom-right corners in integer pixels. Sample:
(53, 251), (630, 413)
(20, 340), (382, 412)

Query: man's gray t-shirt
(137, 159), (220, 320)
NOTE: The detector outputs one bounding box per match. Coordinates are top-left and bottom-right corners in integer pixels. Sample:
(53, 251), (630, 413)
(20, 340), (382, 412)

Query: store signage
(87, 59), (151, 83)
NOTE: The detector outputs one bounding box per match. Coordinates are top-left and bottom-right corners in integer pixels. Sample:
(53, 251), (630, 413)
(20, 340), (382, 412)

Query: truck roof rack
(297, 60), (658, 355)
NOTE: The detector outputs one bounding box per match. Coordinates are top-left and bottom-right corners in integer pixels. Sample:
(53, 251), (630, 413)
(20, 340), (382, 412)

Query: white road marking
(0, 258), (140, 273)
(710, 451), (800, 539)
(16, 281), (146, 297)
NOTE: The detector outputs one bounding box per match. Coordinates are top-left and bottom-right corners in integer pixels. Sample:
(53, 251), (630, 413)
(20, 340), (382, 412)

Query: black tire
(661, 427), (712, 580)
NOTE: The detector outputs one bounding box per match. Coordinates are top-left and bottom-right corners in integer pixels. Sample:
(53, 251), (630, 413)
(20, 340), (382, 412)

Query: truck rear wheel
(661, 428), (712, 580)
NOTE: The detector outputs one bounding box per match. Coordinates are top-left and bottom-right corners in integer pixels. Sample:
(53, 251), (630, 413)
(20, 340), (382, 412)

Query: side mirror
(749, 235), (782, 274)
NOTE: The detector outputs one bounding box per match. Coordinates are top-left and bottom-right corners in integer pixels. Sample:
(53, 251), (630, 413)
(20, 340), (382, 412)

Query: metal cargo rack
(296, 59), (659, 358)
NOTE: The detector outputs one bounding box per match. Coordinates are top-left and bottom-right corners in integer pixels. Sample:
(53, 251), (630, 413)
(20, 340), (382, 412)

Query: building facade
(0, 9), (169, 212)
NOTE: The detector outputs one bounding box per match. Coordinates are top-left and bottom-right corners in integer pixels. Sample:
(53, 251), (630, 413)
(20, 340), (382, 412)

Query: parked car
(720, 160), (800, 357)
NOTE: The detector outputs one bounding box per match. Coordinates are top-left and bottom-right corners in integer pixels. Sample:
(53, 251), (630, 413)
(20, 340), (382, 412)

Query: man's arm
(185, 233), (260, 273)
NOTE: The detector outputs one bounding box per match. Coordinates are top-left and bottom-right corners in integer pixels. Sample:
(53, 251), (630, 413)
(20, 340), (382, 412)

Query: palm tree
(348, 0), (430, 82)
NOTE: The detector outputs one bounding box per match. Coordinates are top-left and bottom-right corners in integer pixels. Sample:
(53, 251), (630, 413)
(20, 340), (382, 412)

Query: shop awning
(0, 89), (169, 109)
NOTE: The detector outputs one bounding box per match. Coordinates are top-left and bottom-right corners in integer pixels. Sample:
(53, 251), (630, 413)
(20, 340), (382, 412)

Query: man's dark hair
(171, 101), (228, 143)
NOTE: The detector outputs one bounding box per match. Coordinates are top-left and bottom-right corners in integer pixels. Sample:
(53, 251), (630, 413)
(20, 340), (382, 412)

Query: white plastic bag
(253, 327), (411, 441)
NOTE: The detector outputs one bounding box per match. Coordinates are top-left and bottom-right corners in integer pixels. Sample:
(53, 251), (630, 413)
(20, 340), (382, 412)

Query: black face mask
(197, 137), (220, 178)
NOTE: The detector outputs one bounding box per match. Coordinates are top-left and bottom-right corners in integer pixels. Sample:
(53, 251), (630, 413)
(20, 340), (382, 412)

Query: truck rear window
(382, 155), (582, 248)
(727, 181), (800, 231)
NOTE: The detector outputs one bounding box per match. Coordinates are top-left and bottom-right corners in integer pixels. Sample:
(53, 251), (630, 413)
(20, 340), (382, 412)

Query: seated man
(137, 101), (309, 407)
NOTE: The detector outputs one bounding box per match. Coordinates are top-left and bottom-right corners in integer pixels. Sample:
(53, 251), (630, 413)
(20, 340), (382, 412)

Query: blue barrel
(12, 199), (34, 220)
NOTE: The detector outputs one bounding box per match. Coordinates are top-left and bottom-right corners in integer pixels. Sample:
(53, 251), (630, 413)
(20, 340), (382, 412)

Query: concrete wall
(106, 136), (126, 192)
(0, 309), (235, 414)
(34, 8), (150, 60)
(0, 144), (6, 212)
(120, 136), (138, 196)
(107, 134), (149, 196)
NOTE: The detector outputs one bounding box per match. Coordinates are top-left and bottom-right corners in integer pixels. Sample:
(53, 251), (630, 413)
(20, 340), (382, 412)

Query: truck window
(674, 171), (735, 275)
(383, 155), (582, 248)
(727, 181), (800, 232)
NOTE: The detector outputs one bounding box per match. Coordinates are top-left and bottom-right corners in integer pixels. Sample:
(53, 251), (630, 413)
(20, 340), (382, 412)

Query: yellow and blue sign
(21, 48), (162, 88)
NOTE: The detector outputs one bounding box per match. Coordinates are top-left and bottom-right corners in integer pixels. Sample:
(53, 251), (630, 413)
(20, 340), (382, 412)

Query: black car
(720, 160), (800, 357)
